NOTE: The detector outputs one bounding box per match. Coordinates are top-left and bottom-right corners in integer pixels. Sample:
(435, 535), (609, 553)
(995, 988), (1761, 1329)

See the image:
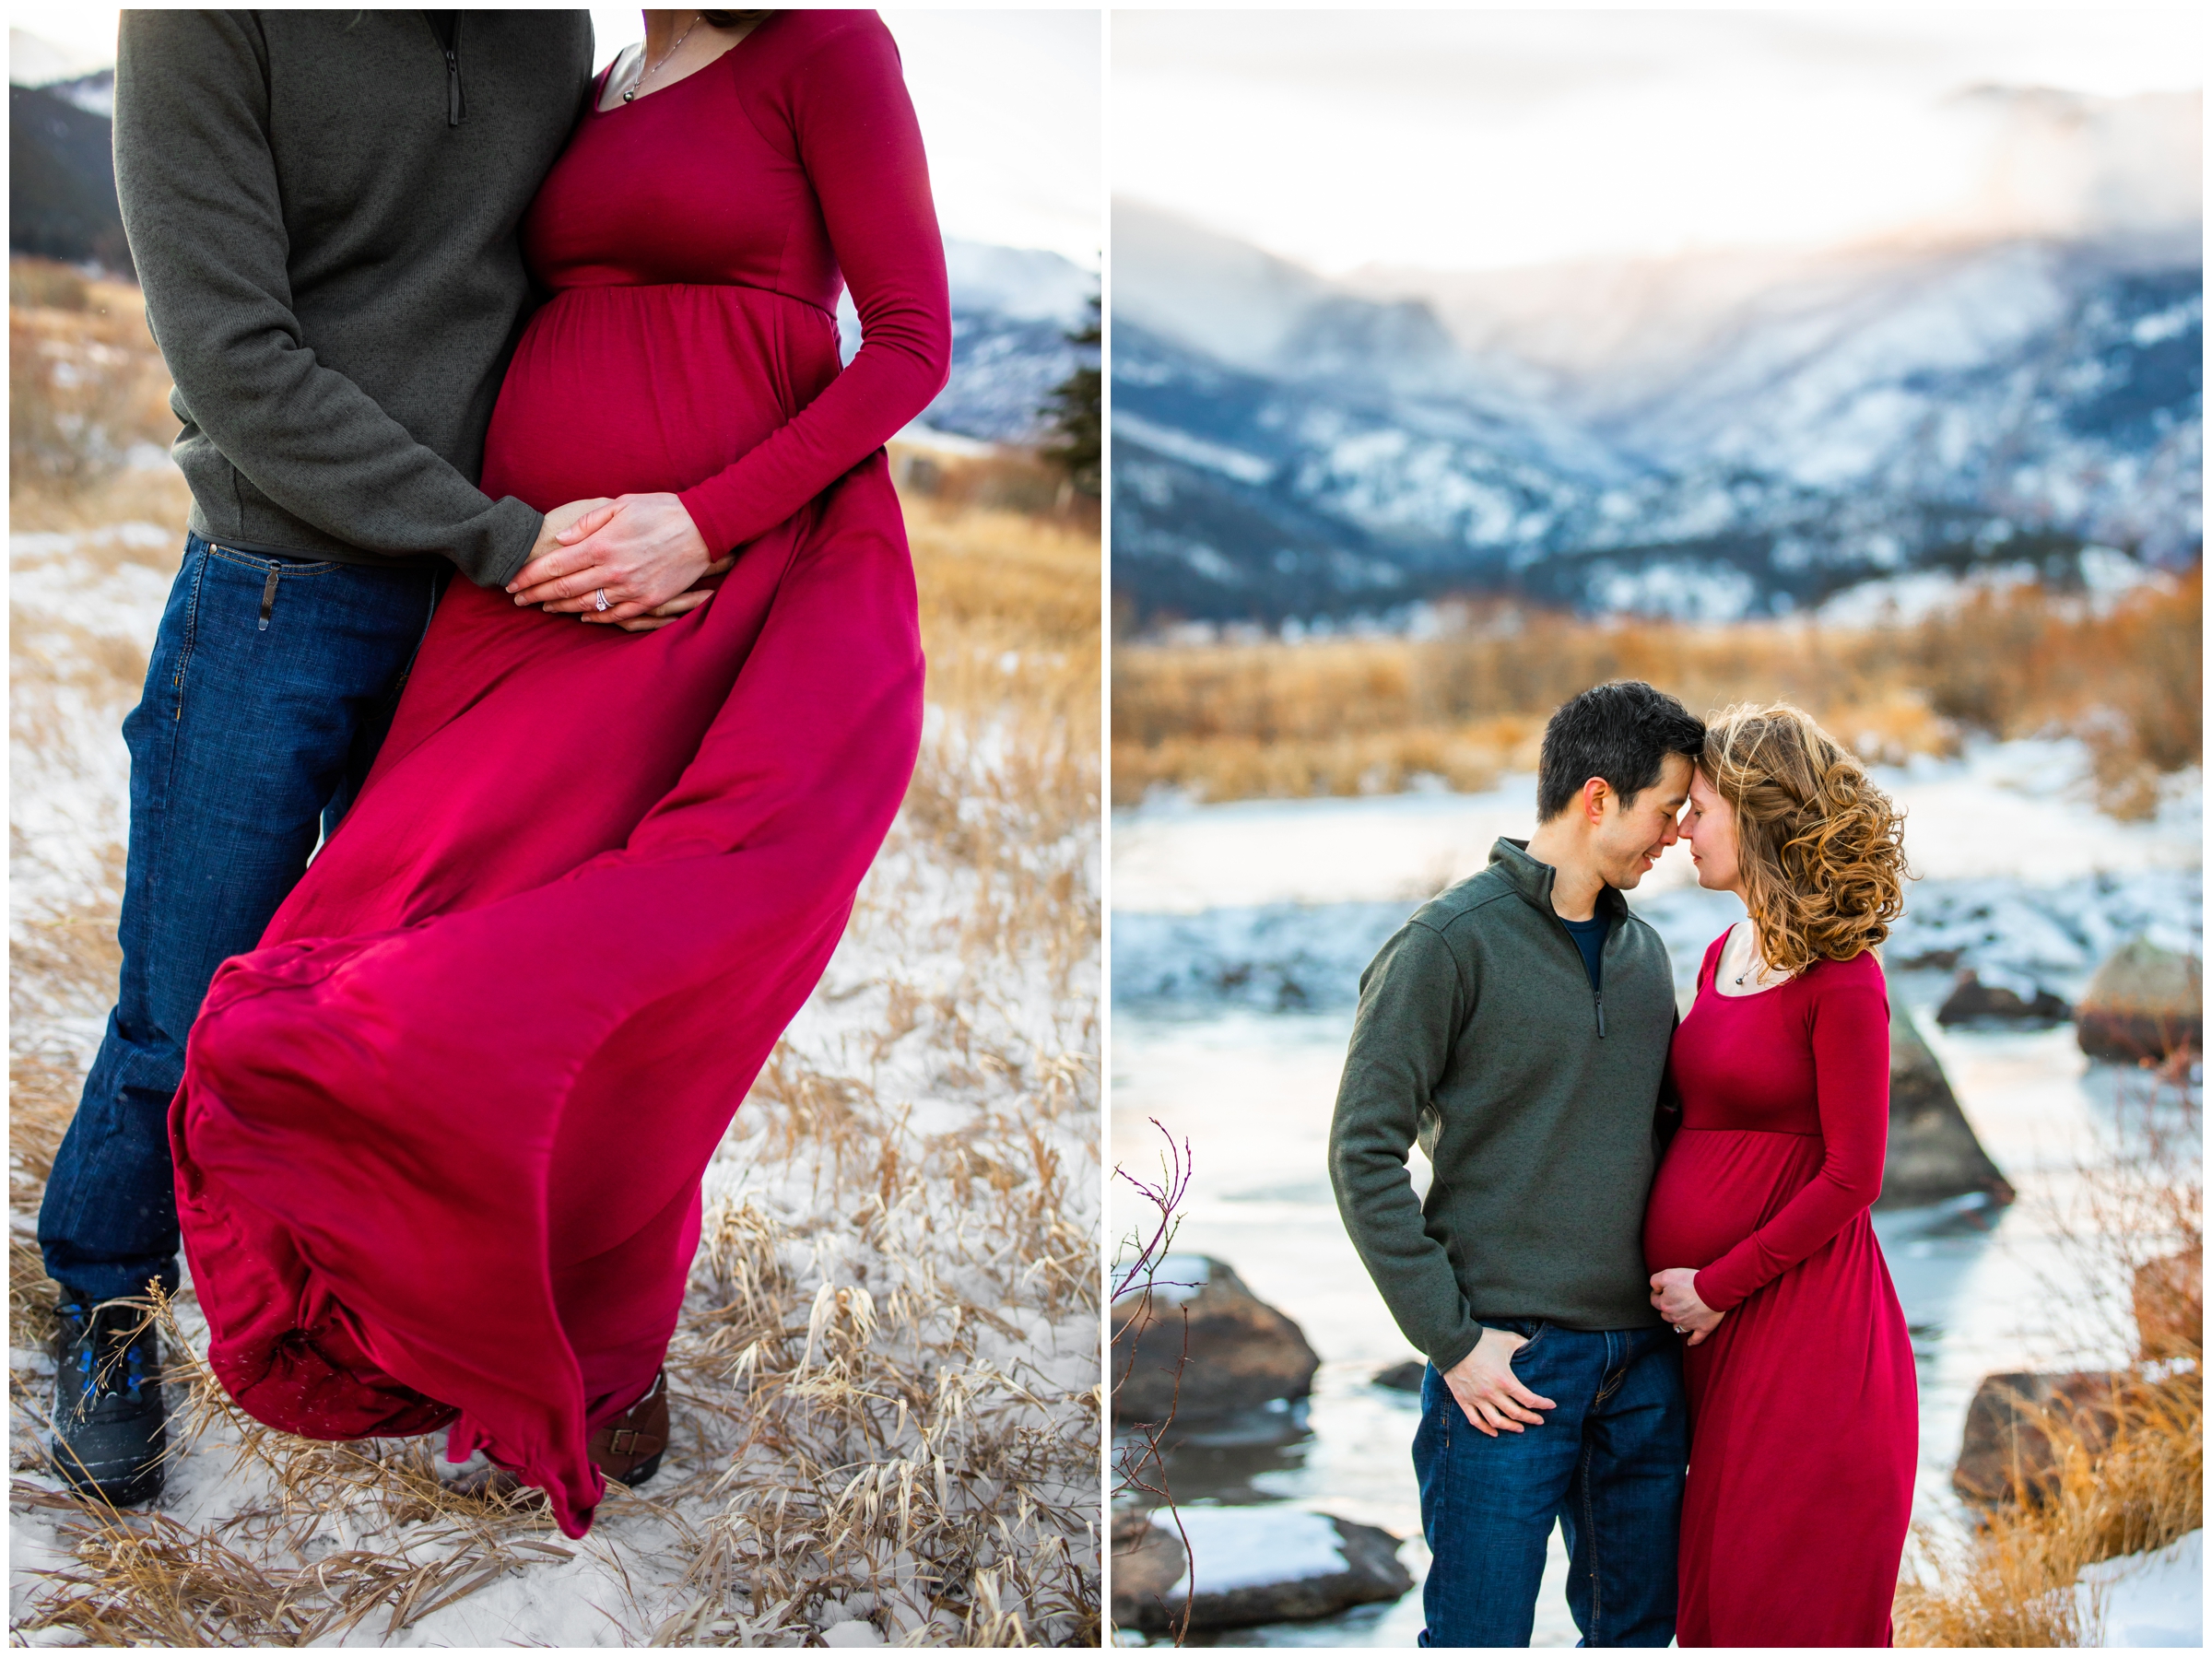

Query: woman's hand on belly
(1650, 1267), (1725, 1346)
(507, 493), (720, 625)
(614, 559), (736, 632)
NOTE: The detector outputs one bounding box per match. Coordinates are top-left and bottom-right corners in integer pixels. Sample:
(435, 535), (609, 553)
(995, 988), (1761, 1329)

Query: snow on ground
(10, 523), (1103, 1644)
(1143, 1507), (1349, 1593)
(2077, 1529), (2203, 1648)
(8, 524), (179, 909)
(1136, 1254), (1214, 1308)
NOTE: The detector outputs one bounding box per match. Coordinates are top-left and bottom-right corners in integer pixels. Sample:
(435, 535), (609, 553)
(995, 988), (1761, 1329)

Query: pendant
(623, 88), (636, 101)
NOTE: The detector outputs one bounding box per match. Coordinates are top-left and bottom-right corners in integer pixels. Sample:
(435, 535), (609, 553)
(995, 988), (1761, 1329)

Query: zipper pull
(446, 47), (464, 125)
(1594, 991), (1606, 1039)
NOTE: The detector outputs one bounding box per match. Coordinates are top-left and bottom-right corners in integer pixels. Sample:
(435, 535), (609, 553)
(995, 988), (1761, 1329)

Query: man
(38, 12), (717, 1509)
(1328, 680), (1704, 1647)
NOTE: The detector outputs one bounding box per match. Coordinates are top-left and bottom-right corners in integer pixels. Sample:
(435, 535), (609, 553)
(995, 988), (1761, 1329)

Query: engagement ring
(594, 588), (610, 612)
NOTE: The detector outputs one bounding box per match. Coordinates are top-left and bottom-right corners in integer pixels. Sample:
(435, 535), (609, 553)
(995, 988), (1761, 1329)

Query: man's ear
(1583, 777), (1611, 825)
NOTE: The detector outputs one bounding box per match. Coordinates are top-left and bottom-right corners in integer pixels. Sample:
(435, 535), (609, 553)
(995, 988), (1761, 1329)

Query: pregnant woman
(169, 9), (949, 1539)
(1643, 703), (1917, 1645)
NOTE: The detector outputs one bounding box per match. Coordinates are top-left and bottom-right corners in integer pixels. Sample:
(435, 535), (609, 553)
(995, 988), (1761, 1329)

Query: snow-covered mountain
(844, 239), (1094, 445)
(929, 241), (1094, 444)
(35, 67), (111, 117)
(1112, 186), (2202, 625)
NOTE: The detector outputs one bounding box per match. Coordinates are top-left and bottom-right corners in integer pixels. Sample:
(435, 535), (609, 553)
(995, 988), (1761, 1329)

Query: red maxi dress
(168, 11), (950, 1539)
(1642, 933), (1918, 1646)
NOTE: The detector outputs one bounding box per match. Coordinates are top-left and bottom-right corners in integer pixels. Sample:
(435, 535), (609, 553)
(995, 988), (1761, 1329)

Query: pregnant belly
(1642, 1127), (1826, 1274)
(482, 282), (840, 511)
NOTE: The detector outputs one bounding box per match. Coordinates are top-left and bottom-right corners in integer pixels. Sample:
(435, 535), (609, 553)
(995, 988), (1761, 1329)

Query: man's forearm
(1328, 919), (1487, 1371)
(1330, 1087), (1487, 1373)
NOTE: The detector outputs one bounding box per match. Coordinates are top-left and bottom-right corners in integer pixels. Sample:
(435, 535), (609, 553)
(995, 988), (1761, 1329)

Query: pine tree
(1041, 293), (1100, 499)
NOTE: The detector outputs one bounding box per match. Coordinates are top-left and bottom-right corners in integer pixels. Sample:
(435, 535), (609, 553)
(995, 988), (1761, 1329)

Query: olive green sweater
(1328, 838), (1677, 1373)
(113, 11), (593, 585)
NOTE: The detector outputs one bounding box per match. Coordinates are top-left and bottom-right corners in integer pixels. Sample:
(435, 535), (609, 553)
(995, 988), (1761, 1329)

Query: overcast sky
(1114, 9), (2203, 275)
(8, 6), (1100, 267)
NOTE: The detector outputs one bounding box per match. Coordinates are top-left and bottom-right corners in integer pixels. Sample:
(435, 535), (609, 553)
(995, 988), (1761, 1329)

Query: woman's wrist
(1689, 1268), (1735, 1317)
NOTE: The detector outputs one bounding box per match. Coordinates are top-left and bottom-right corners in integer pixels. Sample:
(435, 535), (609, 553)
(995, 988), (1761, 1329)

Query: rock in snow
(1111, 1255), (1321, 1422)
(1936, 969), (2071, 1028)
(2076, 937), (2204, 1063)
(1952, 1370), (2124, 1506)
(1110, 1505), (1413, 1633)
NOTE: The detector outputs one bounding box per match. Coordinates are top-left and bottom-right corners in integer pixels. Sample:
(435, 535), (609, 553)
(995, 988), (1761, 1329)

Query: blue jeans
(1414, 1320), (1686, 1648)
(39, 534), (444, 1302)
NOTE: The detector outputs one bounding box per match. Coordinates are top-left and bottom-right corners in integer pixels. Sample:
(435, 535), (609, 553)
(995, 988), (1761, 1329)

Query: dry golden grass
(11, 259), (177, 509)
(891, 443), (1100, 536)
(1112, 577), (2203, 816)
(1894, 1084), (2203, 1646)
(17, 1291), (643, 1644)
(11, 465), (196, 539)
(1893, 1370), (2202, 1647)
(10, 276), (1103, 1643)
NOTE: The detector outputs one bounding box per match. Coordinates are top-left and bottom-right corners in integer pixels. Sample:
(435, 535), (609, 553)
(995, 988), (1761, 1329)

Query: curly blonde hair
(1701, 703), (1910, 973)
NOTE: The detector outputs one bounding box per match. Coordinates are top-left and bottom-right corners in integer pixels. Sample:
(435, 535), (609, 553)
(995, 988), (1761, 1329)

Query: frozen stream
(1110, 746), (2200, 1647)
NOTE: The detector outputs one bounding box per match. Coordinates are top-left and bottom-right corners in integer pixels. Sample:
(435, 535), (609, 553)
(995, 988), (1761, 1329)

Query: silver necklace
(1732, 924), (1761, 986)
(623, 15), (701, 101)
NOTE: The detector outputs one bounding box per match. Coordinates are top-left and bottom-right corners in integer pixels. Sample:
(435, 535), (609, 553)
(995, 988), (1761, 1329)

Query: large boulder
(1110, 1505), (1412, 1634)
(1936, 970), (2070, 1028)
(1953, 1370), (2124, 1506)
(1112, 1256), (1320, 1423)
(2136, 1251), (2203, 1362)
(2077, 939), (2203, 1064)
(1880, 1000), (2016, 1210)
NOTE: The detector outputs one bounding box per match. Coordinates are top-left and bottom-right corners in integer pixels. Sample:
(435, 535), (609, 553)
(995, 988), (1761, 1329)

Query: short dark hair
(1536, 681), (1706, 820)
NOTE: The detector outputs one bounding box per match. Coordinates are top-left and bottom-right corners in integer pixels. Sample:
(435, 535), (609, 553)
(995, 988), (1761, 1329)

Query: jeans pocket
(1507, 1319), (1549, 1357)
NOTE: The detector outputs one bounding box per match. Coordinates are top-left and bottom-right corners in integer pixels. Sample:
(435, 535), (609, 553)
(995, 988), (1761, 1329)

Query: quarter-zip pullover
(1329, 837), (1678, 1373)
(112, 11), (592, 586)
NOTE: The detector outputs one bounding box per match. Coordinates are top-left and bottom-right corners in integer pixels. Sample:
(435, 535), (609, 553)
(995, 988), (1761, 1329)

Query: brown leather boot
(586, 1369), (668, 1487)
(446, 1370), (670, 1504)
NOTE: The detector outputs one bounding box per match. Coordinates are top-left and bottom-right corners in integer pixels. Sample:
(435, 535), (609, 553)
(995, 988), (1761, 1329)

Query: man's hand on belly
(521, 497), (613, 571)
(1443, 1327), (1558, 1437)
(507, 494), (723, 627)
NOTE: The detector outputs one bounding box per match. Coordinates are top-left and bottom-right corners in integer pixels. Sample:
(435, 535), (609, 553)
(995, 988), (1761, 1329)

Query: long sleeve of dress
(677, 20), (952, 558)
(1328, 922), (1488, 1375)
(1693, 970), (1891, 1311)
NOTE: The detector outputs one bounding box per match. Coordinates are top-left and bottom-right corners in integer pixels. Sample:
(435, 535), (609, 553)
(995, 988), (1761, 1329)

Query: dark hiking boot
(50, 1296), (167, 1507)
